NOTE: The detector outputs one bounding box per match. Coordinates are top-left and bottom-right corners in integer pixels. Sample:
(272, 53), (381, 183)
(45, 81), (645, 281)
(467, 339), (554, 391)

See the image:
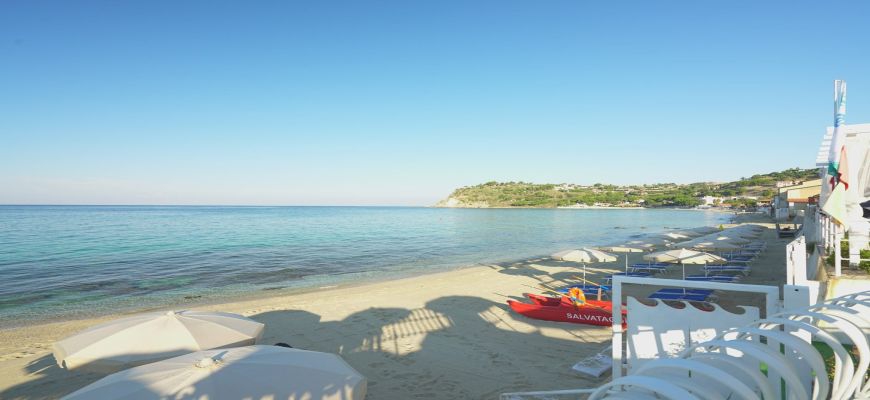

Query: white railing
(501, 290), (870, 400)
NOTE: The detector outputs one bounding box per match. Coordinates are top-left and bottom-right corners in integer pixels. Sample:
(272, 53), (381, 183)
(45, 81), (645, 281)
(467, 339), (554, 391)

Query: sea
(0, 206), (729, 327)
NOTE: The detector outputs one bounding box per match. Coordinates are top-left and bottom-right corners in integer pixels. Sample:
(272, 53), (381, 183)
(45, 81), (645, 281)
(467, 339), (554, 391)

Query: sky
(2, 1), (870, 206)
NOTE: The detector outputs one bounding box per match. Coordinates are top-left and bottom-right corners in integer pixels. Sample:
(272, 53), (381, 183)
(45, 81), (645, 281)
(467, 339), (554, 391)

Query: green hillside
(436, 168), (819, 208)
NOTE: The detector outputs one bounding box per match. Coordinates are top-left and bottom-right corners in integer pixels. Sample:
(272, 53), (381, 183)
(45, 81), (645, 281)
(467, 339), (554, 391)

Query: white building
(699, 195), (720, 206)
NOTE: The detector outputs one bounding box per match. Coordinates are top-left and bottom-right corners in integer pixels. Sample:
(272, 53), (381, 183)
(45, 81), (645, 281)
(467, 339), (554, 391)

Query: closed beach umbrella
(54, 310), (264, 372)
(644, 249), (726, 279)
(665, 230), (704, 238)
(551, 248), (616, 288)
(625, 237), (673, 250)
(62, 345), (366, 400)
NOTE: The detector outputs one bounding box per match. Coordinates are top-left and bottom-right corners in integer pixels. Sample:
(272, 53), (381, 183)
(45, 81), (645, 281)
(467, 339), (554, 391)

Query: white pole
(834, 224), (842, 277)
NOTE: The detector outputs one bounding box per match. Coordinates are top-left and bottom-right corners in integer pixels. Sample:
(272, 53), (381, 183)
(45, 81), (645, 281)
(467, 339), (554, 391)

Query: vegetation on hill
(437, 168), (819, 208)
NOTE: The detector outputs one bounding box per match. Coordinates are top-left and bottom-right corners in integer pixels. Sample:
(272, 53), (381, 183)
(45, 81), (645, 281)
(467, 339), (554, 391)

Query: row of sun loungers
(702, 265), (751, 276)
(685, 274), (741, 282)
(555, 233), (768, 304)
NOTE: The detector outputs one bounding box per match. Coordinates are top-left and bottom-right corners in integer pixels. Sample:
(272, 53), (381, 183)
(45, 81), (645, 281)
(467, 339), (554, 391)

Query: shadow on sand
(1, 293), (609, 400)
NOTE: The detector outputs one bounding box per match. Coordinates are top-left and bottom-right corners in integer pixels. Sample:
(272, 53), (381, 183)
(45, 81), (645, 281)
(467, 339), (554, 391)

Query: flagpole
(821, 80), (847, 276)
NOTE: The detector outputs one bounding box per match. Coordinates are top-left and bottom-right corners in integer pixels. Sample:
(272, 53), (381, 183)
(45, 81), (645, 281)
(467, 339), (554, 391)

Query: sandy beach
(0, 217), (787, 399)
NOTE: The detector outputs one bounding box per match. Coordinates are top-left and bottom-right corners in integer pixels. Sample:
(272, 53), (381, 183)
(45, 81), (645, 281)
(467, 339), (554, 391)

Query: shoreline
(2, 209), (732, 330)
(0, 262), (485, 332)
(0, 217), (779, 399)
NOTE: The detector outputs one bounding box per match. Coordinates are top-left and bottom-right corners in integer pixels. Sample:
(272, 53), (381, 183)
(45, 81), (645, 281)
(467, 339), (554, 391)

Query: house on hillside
(699, 195), (721, 206)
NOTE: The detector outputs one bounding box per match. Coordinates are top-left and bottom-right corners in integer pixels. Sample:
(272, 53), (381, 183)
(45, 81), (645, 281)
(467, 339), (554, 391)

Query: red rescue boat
(508, 293), (626, 327)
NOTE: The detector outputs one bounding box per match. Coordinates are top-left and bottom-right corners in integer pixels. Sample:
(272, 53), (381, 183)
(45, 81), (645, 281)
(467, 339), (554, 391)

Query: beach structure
(62, 345), (367, 400)
(53, 310), (264, 372)
(774, 179), (822, 220)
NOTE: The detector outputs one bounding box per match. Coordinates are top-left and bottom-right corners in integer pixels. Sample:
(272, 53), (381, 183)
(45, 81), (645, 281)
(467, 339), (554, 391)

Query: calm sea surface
(0, 206), (728, 326)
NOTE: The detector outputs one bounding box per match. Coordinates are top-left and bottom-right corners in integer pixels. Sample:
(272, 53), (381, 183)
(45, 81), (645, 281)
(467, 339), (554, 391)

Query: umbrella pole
(583, 263), (587, 289)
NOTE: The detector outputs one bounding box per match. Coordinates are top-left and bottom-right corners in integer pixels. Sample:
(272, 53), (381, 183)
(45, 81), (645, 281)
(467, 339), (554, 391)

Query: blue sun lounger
(648, 288), (714, 302)
(703, 265), (751, 276)
(604, 272), (651, 284)
(628, 263), (670, 273)
(686, 274), (741, 282)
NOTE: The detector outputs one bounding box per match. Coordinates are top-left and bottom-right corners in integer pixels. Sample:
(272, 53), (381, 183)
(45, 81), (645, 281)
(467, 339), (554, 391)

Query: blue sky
(2, 1), (869, 205)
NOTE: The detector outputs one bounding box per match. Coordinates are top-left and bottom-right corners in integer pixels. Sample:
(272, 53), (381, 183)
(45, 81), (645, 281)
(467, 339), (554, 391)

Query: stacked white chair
(585, 290), (870, 400)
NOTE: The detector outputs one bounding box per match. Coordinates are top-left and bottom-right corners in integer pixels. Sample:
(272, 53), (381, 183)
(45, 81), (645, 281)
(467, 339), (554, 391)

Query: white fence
(501, 290), (870, 400)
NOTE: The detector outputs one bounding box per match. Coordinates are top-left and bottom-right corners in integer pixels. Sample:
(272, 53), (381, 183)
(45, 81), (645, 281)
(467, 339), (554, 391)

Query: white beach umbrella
(624, 237), (673, 250)
(54, 310), (264, 372)
(597, 244), (645, 253)
(692, 233), (751, 245)
(687, 226), (720, 235)
(62, 345), (366, 400)
(711, 235), (751, 244)
(644, 249), (726, 279)
(657, 232), (694, 241)
(551, 248), (616, 287)
(597, 245), (645, 273)
(666, 230), (705, 238)
(551, 248), (617, 263)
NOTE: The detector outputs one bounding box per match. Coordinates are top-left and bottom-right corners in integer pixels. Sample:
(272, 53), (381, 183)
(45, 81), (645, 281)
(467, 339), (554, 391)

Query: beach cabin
(773, 179), (821, 220)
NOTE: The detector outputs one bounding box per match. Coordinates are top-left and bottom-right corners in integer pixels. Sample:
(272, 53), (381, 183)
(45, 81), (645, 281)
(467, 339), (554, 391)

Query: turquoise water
(0, 206), (728, 326)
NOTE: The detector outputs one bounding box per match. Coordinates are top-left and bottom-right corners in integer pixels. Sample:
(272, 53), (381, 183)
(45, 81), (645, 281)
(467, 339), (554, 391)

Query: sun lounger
(686, 274), (741, 282)
(737, 248), (762, 255)
(648, 288), (714, 302)
(703, 265), (750, 276)
(604, 272), (651, 284)
(722, 255), (754, 265)
(628, 263), (670, 273)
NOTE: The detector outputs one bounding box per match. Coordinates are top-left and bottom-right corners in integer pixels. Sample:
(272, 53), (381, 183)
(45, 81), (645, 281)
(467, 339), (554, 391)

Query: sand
(0, 217), (787, 399)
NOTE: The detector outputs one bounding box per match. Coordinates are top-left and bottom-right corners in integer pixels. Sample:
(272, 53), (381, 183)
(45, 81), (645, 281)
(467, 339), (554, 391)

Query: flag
(822, 183), (849, 230)
(821, 80), (849, 230)
(826, 80), (847, 190)
(837, 145), (849, 190)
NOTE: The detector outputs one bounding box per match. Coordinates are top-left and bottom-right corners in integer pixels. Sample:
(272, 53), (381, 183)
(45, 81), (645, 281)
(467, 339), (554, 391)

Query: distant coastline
(435, 168), (816, 209)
